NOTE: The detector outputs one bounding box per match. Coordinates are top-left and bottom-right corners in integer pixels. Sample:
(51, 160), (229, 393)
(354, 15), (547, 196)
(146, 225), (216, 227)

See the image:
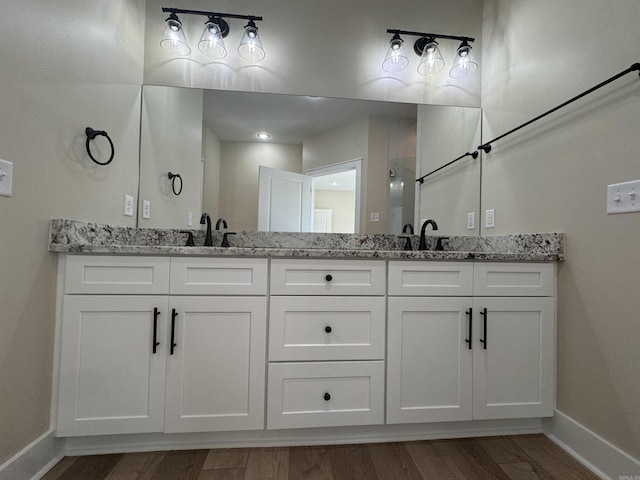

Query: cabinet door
(57, 296), (168, 436)
(164, 296), (267, 432)
(387, 297), (473, 424)
(472, 297), (554, 419)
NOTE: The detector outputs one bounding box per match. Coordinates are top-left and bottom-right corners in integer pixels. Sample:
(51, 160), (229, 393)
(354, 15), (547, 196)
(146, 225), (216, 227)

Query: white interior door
(258, 166), (312, 232)
(313, 209), (333, 232)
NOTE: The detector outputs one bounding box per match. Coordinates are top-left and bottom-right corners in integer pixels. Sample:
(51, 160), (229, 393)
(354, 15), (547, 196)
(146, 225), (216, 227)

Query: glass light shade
(417, 41), (445, 76)
(160, 15), (191, 56)
(449, 42), (478, 79)
(382, 36), (409, 73)
(199, 21), (227, 58)
(238, 23), (265, 62)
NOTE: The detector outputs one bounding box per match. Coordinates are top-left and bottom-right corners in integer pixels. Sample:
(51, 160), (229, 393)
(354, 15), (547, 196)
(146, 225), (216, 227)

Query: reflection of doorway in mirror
(307, 160), (361, 234)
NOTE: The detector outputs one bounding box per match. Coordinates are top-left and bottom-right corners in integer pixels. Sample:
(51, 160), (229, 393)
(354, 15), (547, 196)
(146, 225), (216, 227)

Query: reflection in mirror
(416, 104), (482, 236)
(138, 86), (481, 237)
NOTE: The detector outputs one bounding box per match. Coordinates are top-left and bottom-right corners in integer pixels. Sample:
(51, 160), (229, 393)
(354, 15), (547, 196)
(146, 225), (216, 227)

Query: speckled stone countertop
(48, 219), (565, 262)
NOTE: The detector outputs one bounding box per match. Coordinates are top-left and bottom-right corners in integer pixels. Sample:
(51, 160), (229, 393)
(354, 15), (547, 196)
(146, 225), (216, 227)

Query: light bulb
(382, 34), (409, 73)
(238, 20), (265, 62)
(417, 39), (444, 76)
(199, 18), (227, 58)
(449, 40), (478, 79)
(160, 13), (191, 56)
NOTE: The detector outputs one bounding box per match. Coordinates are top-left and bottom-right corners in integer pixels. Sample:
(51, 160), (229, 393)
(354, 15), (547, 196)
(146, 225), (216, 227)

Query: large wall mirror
(138, 85), (481, 236)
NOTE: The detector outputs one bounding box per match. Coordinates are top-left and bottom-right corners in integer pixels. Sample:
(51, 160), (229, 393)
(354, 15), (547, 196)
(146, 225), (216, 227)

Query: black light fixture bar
(386, 29), (474, 44)
(162, 7), (262, 22)
(478, 62), (640, 153)
(416, 151), (478, 184)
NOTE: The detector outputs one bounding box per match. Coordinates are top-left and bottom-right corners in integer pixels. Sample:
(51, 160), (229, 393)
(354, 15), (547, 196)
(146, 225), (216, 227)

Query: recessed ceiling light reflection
(256, 132), (271, 140)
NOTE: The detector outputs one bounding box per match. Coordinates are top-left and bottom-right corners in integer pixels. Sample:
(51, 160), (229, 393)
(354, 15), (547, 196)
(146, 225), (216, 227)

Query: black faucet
(402, 223), (414, 234)
(200, 213), (213, 246)
(418, 219), (438, 250)
(215, 218), (228, 230)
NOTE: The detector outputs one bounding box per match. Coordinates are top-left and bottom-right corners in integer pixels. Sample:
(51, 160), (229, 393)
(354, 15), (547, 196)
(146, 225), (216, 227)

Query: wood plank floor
(42, 434), (599, 480)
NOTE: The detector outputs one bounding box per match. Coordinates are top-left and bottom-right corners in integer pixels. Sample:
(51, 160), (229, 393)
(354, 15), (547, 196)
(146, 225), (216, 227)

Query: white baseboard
(0, 430), (64, 480)
(17, 413), (637, 480)
(544, 410), (640, 480)
(62, 418), (543, 456)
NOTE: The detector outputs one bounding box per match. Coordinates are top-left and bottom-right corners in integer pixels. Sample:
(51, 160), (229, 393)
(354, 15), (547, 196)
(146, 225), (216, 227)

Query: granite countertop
(48, 219), (565, 262)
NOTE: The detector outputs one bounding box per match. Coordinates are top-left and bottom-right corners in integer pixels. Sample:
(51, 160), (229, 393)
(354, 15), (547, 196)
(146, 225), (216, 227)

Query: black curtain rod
(416, 151), (478, 184)
(478, 62), (640, 153)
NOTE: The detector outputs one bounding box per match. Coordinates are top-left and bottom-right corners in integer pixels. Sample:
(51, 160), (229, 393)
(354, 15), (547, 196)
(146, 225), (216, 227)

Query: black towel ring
(168, 172), (183, 195)
(85, 127), (115, 166)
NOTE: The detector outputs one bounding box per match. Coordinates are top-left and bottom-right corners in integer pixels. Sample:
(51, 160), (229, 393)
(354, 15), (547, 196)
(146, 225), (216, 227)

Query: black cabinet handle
(325, 325), (332, 333)
(324, 392), (331, 401)
(325, 274), (333, 282)
(153, 307), (160, 354)
(465, 308), (472, 350)
(170, 308), (178, 355)
(480, 307), (488, 349)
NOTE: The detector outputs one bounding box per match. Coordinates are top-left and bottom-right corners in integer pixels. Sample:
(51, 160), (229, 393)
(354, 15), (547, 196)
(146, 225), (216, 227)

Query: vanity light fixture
(383, 29), (477, 78)
(161, 7), (264, 62)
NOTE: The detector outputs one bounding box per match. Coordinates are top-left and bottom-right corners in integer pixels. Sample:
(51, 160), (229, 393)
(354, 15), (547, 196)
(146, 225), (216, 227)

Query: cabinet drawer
(270, 259), (385, 296)
(474, 263), (554, 297)
(269, 297), (385, 361)
(64, 255), (170, 294)
(388, 261), (473, 296)
(267, 361), (384, 429)
(170, 257), (268, 295)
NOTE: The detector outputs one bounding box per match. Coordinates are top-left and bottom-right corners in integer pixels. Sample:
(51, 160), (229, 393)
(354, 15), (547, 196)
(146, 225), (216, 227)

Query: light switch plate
(124, 194), (134, 217)
(485, 209), (495, 228)
(370, 212), (380, 222)
(142, 200), (151, 219)
(0, 159), (13, 197)
(607, 180), (640, 214)
(467, 212), (476, 230)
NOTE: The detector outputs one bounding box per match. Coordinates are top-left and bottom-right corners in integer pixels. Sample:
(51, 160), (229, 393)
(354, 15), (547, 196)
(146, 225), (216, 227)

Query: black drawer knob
(325, 274), (333, 282)
(323, 392), (331, 401)
(325, 325), (332, 333)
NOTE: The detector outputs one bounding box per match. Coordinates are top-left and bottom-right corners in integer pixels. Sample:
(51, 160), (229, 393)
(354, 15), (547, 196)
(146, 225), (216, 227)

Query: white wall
(482, 0), (640, 463)
(139, 86), (204, 228)
(143, 0), (482, 107)
(0, 0), (145, 465)
(219, 142), (302, 231)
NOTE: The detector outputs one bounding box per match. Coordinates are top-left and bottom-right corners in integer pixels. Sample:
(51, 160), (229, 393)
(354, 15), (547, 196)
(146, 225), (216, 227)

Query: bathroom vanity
(49, 220), (563, 454)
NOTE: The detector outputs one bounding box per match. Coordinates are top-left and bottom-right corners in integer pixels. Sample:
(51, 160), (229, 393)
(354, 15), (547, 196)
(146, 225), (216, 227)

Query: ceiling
(202, 90), (417, 145)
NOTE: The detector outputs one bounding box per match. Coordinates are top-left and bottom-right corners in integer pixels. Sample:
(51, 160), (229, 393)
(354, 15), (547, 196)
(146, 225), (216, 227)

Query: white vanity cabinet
(55, 253), (558, 442)
(56, 255), (267, 437)
(266, 259), (386, 429)
(387, 261), (555, 424)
